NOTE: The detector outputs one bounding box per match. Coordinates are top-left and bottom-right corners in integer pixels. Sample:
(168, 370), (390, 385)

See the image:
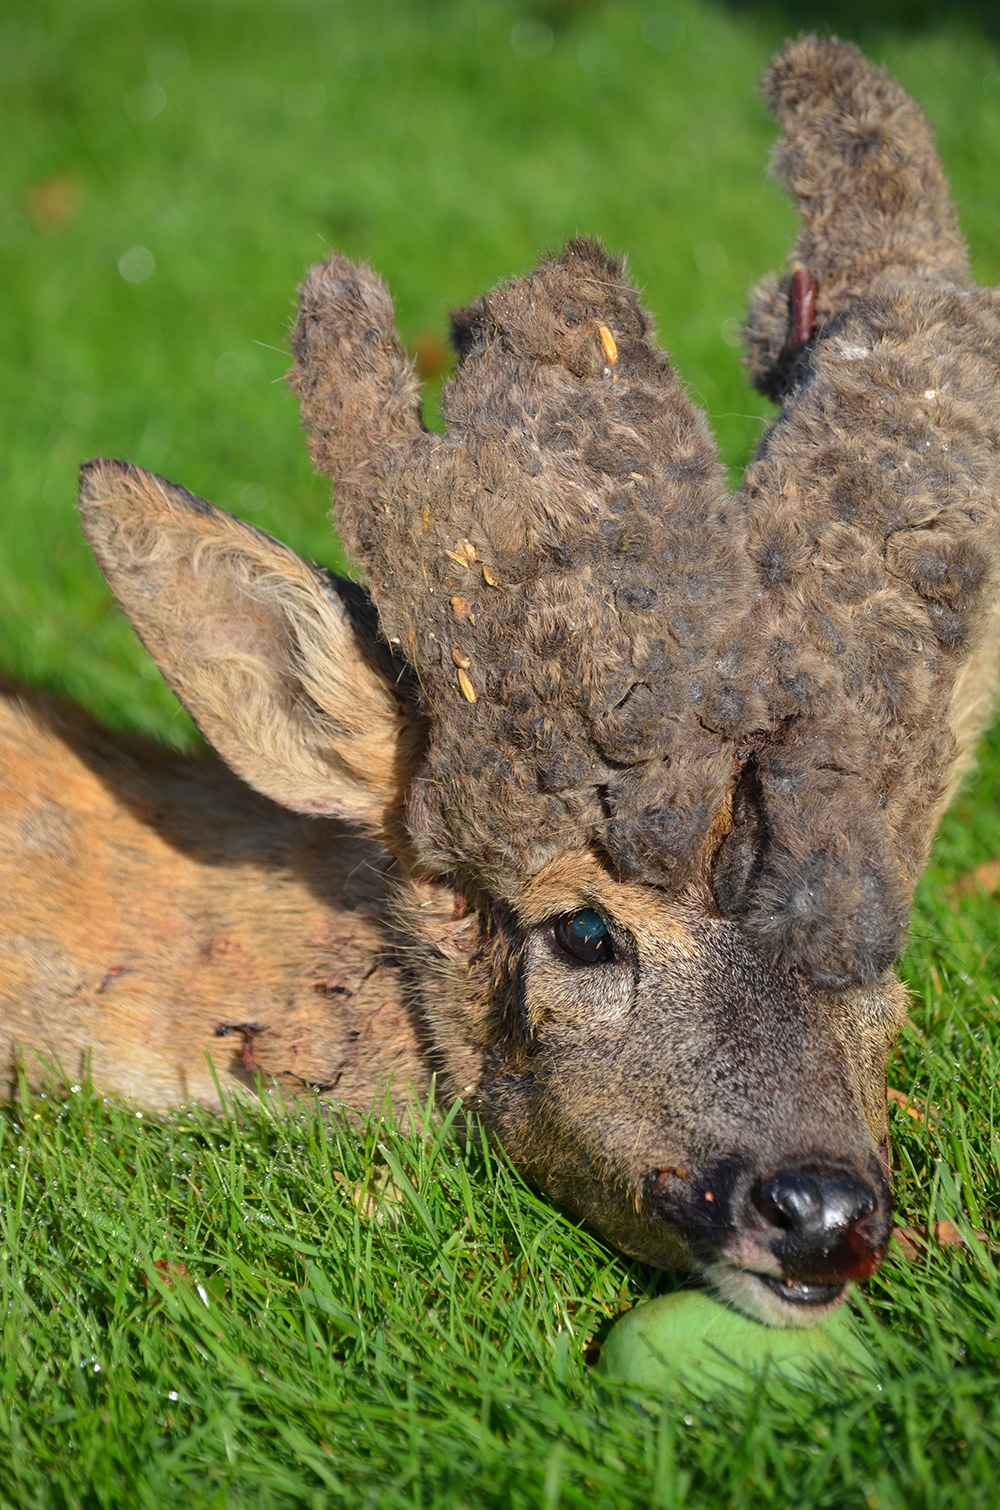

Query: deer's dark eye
(554, 908), (615, 964)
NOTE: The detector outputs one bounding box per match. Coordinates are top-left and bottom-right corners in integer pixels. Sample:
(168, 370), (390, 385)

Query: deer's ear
(79, 459), (426, 841)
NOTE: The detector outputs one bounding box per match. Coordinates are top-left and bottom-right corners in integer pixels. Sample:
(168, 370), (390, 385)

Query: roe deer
(2, 39), (998, 1325)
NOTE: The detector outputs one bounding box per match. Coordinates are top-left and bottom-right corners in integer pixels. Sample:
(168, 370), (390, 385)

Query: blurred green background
(3, 0), (1000, 742)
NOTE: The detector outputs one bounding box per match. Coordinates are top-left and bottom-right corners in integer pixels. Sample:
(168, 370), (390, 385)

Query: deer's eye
(554, 909), (615, 964)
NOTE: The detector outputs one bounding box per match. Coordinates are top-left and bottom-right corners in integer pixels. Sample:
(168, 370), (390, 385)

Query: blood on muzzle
(749, 1161), (890, 1282)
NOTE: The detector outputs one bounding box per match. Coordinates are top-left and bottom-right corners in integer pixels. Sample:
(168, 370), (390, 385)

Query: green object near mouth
(597, 1289), (879, 1397)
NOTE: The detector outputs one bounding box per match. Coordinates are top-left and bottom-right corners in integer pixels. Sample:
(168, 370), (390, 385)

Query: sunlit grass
(2, 1072), (999, 1507)
(3, 0), (1000, 1503)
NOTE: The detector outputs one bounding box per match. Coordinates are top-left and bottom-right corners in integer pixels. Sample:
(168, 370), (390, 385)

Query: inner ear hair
(78, 458), (426, 841)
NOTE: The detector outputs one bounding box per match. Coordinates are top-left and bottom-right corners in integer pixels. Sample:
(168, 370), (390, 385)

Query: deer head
(77, 39), (1000, 1324)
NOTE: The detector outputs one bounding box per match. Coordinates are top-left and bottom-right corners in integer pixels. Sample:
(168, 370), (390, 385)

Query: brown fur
(1, 39), (997, 1327)
(0, 681), (423, 1112)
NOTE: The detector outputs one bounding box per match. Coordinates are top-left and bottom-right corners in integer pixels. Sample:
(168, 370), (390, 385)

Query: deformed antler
(746, 36), (970, 398)
(288, 42), (1000, 1001)
(714, 38), (1000, 989)
(291, 238), (751, 898)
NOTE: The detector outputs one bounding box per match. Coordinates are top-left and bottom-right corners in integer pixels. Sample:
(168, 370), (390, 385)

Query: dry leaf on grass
(891, 1222), (987, 1260)
(25, 175), (83, 230)
(139, 1260), (191, 1288)
(332, 1166), (405, 1223)
(887, 1086), (937, 1126)
(408, 330), (451, 380)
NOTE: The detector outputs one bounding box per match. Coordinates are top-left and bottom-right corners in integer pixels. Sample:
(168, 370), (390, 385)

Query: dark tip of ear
(78, 456), (133, 501)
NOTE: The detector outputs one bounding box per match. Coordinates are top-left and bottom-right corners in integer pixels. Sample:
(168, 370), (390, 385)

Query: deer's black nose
(752, 1169), (874, 1233)
(750, 1165), (884, 1282)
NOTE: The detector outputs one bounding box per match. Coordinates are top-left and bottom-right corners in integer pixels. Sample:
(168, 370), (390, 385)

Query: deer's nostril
(748, 1165), (886, 1284)
(751, 1169), (875, 1238)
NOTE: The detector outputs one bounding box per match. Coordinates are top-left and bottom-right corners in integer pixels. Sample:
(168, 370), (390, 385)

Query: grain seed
(598, 324), (618, 364)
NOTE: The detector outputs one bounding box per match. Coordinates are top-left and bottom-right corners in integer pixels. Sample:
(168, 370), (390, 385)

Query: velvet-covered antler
(291, 239), (749, 897)
(291, 41), (1000, 995)
(715, 38), (1000, 988)
(745, 36), (970, 400)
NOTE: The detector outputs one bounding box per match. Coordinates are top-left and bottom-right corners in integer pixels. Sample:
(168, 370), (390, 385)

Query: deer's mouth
(755, 1273), (846, 1307)
(702, 1258), (851, 1326)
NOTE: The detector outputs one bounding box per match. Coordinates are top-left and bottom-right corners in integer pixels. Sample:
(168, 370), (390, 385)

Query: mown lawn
(2, 0), (1000, 1504)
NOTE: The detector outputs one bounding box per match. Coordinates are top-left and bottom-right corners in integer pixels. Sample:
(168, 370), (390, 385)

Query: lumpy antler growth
(745, 36), (969, 397)
(292, 239), (750, 898)
(718, 38), (1000, 988)
(294, 41), (1000, 995)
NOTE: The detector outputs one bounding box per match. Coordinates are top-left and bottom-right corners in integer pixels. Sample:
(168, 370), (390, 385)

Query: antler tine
(290, 253), (427, 501)
(292, 237), (749, 896)
(427, 238), (751, 894)
(747, 36), (969, 398)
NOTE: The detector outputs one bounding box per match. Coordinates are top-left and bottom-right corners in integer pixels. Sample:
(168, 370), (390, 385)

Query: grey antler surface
(717, 38), (1000, 988)
(293, 238), (750, 897)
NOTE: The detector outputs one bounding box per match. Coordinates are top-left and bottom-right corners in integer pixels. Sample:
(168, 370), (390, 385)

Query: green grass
(2, 1070), (999, 1508)
(2, 0), (1000, 1503)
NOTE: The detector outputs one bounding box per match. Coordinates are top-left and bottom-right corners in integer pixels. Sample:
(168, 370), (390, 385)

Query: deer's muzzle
(651, 1149), (892, 1325)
